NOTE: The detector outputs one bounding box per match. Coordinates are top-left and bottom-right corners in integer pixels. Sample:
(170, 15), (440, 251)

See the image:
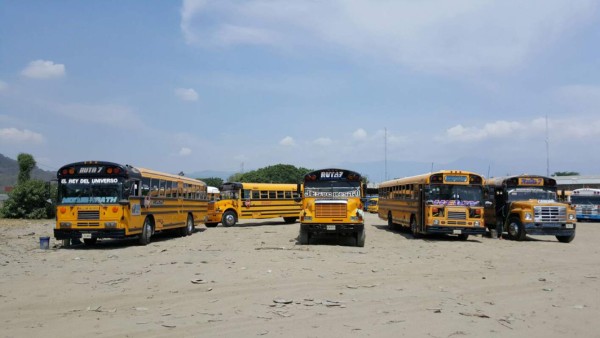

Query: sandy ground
(1, 213), (599, 338)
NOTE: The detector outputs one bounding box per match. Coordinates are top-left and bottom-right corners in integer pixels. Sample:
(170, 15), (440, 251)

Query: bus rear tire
(181, 214), (194, 236)
(139, 217), (153, 245)
(283, 217), (297, 224)
(356, 229), (365, 247)
(508, 218), (526, 241)
(205, 223), (218, 228)
(222, 211), (237, 227)
(556, 233), (575, 243)
(299, 229), (309, 245)
(388, 212), (395, 230)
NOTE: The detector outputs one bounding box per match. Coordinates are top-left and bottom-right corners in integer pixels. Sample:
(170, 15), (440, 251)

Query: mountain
(0, 154), (55, 191)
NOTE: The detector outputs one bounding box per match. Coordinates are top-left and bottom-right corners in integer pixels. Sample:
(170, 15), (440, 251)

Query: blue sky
(1, 0), (600, 183)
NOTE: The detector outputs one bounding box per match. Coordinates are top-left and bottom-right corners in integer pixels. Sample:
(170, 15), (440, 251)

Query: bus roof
(207, 186), (220, 194)
(379, 170), (483, 188)
(486, 175), (556, 188)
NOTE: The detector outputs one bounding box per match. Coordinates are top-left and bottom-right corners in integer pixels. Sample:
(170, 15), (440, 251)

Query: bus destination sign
(444, 175), (468, 183)
(518, 177), (544, 186)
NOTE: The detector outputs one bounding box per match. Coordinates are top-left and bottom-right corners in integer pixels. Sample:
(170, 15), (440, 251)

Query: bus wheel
(205, 223), (218, 228)
(181, 214), (194, 236)
(356, 229), (365, 247)
(83, 238), (97, 246)
(388, 212), (395, 230)
(508, 218), (526, 241)
(299, 229), (309, 245)
(556, 233), (575, 243)
(222, 211), (237, 227)
(283, 217), (297, 224)
(457, 234), (469, 241)
(410, 218), (420, 238)
(139, 217), (153, 245)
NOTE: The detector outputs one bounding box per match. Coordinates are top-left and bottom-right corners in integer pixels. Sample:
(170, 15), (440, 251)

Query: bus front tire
(356, 229), (365, 247)
(283, 217), (297, 224)
(388, 212), (395, 230)
(508, 218), (526, 241)
(139, 217), (153, 245)
(556, 233), (575, 243)
(222, 211), (237, 227)
(410, 218), (420, 238)
(205, 223), (218, 228)
(299, 229), (309, 245)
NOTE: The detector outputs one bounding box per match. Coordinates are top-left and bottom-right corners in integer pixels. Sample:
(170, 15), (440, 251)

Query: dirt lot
(1, 213), (599, 338)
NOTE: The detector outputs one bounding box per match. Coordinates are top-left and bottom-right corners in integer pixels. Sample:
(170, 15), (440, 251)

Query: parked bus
(207, 186), (220, 201)
(484, 175), (576, 242)
(378, 170), (487, 240)
(367, 198), (379, 213)
(571, 188), (600, 221)
(205, 182), (301, 227)
(54, 161), (208, 246)
(298, 168), (365, 247)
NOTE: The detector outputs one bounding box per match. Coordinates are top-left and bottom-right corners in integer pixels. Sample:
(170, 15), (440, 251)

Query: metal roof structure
(555, 175), (600, 190)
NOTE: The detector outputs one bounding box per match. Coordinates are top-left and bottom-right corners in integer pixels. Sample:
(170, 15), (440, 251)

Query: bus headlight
(525, 212), (533, 221)
(474, 221), (481, 227)
(105, 222), (117, 228)
(568, 214), (575, 220)
(60, 222), (72, 228)
(433, 219), (439, 225)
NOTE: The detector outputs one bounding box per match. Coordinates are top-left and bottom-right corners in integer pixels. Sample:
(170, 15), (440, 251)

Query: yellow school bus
(367, 198), (379, 213)
(205, 182), (301, 227)
(485, 175), (576, 242)
(54, 161), (208, 246)
(298, 168), (365, 247)
(378, 170), (487, 240)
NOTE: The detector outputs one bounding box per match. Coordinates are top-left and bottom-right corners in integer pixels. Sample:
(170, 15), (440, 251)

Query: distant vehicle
(570, 188), (600, 221)
(206, 182), (301, 227)
(207, 186), (220, 201)
(54, 161), (208, 246)
(367, 198), (379, 213)
(378, 170), (487, 240)
(484, 175), (576, 242)
(298, 168), (365, 247)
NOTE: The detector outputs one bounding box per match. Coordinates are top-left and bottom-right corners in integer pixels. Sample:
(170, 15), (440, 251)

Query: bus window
(252, 191), (260, 199)
(243, 189), (251, 199)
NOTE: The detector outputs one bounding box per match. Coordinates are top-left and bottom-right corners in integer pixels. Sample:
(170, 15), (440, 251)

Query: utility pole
(545, 115), (550, 177)
(384, 128), (388, 181)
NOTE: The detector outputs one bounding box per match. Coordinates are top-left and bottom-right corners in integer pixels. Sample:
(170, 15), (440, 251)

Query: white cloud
(179, 147), (192, 156)
(279, 136), (295, 146)
(180, 0), (596, 74)
(0, 127), (45, 144)
(0, 80), (7, 91)
(50, 102), (143, 129)
(175, 88), (199, 101)
(353, 128), (367, 140)
(21, 60), (66, 79)
(446, 120), (525, 142)
(313, 137), (333, 146)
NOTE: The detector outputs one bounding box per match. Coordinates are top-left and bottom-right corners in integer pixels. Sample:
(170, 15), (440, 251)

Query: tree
(228, 164), (312, 183)
(17, 153), (36, 184)
(552, 171), (580, 177)
(198, 177), (224, 188)
(0, 153), (55, 219)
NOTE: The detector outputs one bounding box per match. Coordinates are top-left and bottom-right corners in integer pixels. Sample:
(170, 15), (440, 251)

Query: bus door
(418, 184), (425, 231)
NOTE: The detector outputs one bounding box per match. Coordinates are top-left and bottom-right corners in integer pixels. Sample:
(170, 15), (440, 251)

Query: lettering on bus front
(518, 177), (544, 186)
(304, 189), (360, 198)
(61, 178), (119, 184)
(320, 171), (344, 179)
(77, 166), (104, 174)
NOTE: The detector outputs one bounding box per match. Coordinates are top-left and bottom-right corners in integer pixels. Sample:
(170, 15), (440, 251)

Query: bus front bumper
(426, 226), (487, 236)
(54, 229), (127, 240)
(523, 223), (576, 236)
(301, 223), (364, 235)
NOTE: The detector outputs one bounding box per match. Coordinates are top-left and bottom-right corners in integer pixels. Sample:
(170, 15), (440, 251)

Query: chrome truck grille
(534, 206), (566, 222)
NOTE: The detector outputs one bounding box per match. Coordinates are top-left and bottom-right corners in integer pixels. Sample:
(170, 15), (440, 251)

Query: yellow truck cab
(367, 198), (379, 213)
(484, 175), (576, 243)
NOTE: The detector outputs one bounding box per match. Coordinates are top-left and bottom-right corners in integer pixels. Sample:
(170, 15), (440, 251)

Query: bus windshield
(59, 181), (123, 204)
(220, 189), (239, 200)
(304, 181), (361, 199)
(507, 188), (556, 202)
(571, 195), (600, 205)
(426, 185), (483, 206)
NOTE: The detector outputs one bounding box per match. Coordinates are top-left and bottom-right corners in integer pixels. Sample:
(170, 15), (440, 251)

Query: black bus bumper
(301, 223), (364, 235)
(425, 226), (487, 236)
(54, 229), (127, 240)
(524, 223), (576, 236)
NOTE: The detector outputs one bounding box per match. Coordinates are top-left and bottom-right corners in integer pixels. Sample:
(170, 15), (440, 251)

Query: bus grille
(77, 222), (100, 227)
(78, 210), (100, 220)
(316, 204), (346, 218)
(447, 211), (466, 220)
(534, 206), (566, 222)
(577, 206), (597, 216)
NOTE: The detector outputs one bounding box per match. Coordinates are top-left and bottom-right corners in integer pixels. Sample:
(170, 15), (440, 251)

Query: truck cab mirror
(485, 201), (492, 207)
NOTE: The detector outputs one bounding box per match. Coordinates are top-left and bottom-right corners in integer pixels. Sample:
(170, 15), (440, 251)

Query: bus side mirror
(294, 197), (302, 203)
(485, 201), (492, 207)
